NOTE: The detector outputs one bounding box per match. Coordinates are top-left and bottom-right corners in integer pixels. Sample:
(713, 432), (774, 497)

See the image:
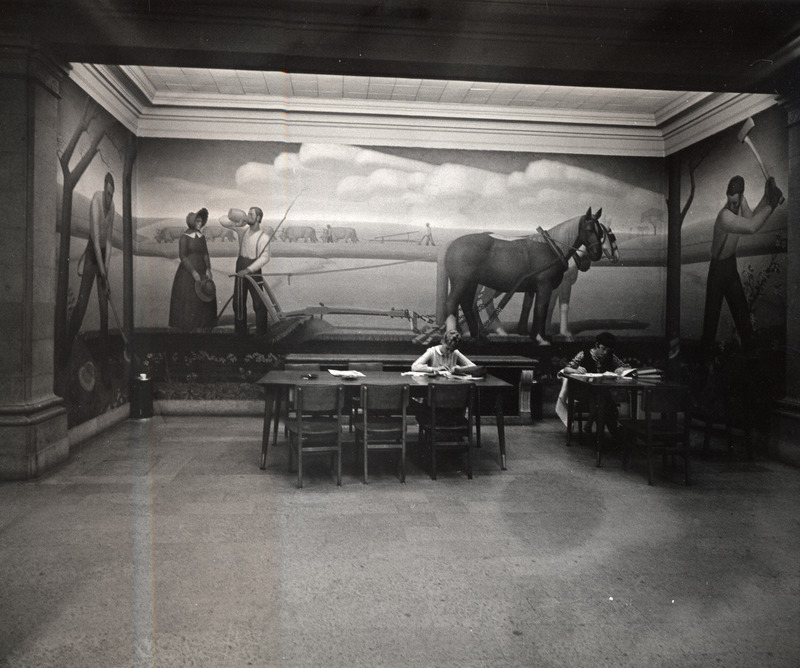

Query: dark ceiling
(5, 0), (800, 96)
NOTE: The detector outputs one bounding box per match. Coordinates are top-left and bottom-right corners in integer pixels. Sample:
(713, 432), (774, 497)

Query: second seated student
(561, 331), (631, 436)
(412, 330), (476, 373)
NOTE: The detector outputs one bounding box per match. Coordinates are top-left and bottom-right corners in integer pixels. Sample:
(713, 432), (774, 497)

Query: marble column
(771, 94), (800, 466)
(0, 42), (69, 479)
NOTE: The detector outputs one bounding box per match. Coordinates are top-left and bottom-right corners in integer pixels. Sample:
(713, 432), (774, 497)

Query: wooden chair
(416, 383), (474, 480)
(354, 384), (409, 483)
(621, 385), (691, 486)
(347, 362), (384, 431)
(277, 363), (322, 441)
(286, 384), (344, 488)
(566, 381), (594, 445)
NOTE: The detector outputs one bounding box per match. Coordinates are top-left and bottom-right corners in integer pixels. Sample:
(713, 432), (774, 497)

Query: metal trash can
(130, 374), (153, 419)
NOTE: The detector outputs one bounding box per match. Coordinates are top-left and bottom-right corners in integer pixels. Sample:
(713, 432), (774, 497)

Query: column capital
(777, 93), (800, 127)
(0, 37), (69, 97)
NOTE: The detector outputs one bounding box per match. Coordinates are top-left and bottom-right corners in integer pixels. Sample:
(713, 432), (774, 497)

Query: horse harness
(475, 216), (603, 334)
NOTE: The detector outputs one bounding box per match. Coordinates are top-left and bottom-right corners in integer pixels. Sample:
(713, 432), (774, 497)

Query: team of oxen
(155, 223), (360, 243)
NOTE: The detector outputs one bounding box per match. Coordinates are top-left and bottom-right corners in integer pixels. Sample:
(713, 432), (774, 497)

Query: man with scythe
(66, 172), (116, 365)
(222, 206), (274, 337)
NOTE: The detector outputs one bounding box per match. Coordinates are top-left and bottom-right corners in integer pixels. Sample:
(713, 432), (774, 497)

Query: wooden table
(284, 353), (537, 420)
(256, 370), (514, 471)
(565, 374), (687, 467)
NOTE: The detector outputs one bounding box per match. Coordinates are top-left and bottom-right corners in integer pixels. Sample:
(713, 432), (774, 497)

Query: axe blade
(737, 117), (755, 143)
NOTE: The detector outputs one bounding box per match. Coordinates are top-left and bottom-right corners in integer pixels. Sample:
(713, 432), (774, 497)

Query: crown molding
(661, 92), (777, 155)
(69, 63), (147, 133)
(70, 63), (777, 157)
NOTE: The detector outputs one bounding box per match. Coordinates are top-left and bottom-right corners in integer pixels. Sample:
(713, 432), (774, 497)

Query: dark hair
(726, 175), (744, 196)
(104, 172), (115, 190)
(185, 212), (197, 228)
(595, 331), (616, 349)
(195, 207), (209, 225)
(250, 206), (263, 222)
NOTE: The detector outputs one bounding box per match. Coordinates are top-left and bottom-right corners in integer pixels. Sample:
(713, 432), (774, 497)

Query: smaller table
(256, 370), (513, 471)
(565, 374), (687, 467)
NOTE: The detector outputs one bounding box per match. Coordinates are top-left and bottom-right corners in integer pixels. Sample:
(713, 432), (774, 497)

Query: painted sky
(134, 141), (665, 234)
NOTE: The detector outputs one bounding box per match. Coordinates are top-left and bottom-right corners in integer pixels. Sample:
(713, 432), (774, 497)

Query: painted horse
(444, 207), (605, 343)
(478, 220), (620, 339)
(522, 220), (620, 339)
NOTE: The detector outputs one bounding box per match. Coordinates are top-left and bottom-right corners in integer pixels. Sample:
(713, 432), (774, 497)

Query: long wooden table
(284, 353), (537, 420)
(565, 374), (687, 467)
(256, 370), (514, 471)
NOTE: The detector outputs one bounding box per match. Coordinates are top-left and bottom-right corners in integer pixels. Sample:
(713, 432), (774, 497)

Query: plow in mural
(193, 208), (625, 345)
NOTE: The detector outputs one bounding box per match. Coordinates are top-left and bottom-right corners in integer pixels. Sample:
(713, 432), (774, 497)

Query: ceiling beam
(5, 0), (799, 95)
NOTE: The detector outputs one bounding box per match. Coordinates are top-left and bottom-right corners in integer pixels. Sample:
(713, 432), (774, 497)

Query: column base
(0, 396), (68, 480)
(770, 397), (800, 468)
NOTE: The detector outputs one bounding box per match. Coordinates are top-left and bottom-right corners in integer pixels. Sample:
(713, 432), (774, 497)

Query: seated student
(412, 330), (475, 373)
(560, 331), (630, 435)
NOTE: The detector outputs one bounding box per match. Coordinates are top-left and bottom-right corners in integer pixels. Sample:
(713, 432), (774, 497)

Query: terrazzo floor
(1, 415), (798, 667)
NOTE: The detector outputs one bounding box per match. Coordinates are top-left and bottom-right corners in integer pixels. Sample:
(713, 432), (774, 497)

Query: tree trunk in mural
(122, 133), (137, 368)
(54, 99), (111, 382)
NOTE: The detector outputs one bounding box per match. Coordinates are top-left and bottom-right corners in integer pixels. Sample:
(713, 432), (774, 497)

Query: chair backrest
(349, 362), (383, 373)
(428, 382), (473, 409)
(642, 385), (688, 416)
(641, 386), (690, 438)
(295, 384), (343, 414)
(427, 383), (474, 427)
(360, 384), (408, 413)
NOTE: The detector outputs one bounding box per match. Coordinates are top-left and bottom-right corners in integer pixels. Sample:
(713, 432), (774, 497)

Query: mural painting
(55, 80), (135, 427)
(132, 140), (668, 346)
(679, 106), (788, 353)
(677, 106), (788, 435)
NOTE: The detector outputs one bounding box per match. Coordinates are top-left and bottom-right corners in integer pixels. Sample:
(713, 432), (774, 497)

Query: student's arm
(611, 354), (631, 375)
(453, 350), (475, 370)
(411, 348), (436, 372)
(561, 351), (587, 375)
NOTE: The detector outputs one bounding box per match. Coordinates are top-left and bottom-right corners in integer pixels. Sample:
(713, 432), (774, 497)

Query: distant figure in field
(419, 223), (435, 246)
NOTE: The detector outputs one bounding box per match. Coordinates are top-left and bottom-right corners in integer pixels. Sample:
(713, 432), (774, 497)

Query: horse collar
(536, 226), (570, 271)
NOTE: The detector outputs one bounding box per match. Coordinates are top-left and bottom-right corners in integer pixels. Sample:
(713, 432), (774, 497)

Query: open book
(620, 367), (663, 378)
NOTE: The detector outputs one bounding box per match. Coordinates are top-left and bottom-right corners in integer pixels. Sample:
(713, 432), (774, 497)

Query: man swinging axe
(700, 118), (784, 360)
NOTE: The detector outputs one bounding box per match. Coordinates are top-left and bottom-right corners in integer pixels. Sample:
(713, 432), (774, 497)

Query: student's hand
(206, 269), (213, 279)
(573, 366), (587, 374)
(236, 269), (250, 277)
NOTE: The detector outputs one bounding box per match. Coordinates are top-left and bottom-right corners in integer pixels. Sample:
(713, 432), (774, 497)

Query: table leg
(475, 391), (482, 449)
(567, 379), (575, 446)
(595, 393), (606, 467)
(260, 389), (277, 469)
(495, 393), (507, 470)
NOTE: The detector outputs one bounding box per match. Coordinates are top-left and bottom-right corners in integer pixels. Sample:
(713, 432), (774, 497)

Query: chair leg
(363, 435), (369, 484)
(400, 440), (406, 483)
(684, 441), (691, 486)
(466, 439), (473, 480)
(430, 434), (437, 481)
(647, 441), (654, 485)
(273, 392), (282, 446)
(336, 440), (342, 486)
(297, 439), (303, 488)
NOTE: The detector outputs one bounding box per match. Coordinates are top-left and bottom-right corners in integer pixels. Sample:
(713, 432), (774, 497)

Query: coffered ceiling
(70, 63), (776, 157)
(8, 1), (794, 155)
